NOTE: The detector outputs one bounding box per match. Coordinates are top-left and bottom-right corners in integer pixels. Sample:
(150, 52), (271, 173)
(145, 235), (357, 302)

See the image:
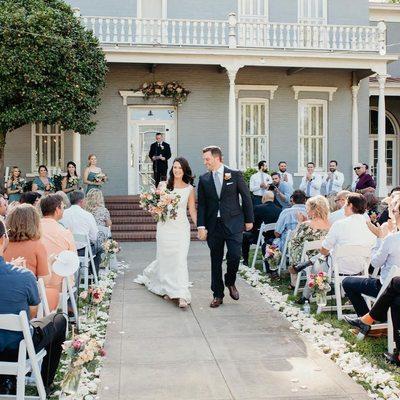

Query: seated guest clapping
(4, 204), (50, 283)
(320, 193), (376, 275)
(343, 276), (400, 366)
(288, 195), (330, 291)
(40, 194), (77, 311)
(85, 189), (112, 245)
(274, 190), (307, 251)
(241, 191), (281, 267)
(342, 197), (400, 317)
(60, 191), (102, 272)
(270, 172), (293, 209)
(0, 221), (66, 395)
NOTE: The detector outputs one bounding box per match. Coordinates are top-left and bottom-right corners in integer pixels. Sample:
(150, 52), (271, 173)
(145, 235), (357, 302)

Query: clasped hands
(197, 223), (253, 240)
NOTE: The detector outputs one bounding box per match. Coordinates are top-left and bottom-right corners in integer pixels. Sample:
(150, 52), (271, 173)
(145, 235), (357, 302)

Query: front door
(128, 107), (177, 194)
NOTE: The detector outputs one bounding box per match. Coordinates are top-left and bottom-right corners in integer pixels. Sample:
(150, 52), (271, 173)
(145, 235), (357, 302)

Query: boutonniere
(224, 173), (231, 181)
(160, 145), (164, 150)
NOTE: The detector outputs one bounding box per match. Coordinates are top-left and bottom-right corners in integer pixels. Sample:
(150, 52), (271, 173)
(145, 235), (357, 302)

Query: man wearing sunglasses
(352, 163), (376, 194)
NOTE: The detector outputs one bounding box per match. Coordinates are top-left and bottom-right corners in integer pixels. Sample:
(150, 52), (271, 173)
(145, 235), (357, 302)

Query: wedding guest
(288, 195), (330, 292)
(377, 186), (400, 225)
(322, 160), (344, 196)
(0, 195), (7, 222)
(32, 165), (55, 195)
(20, 191), (41, 207)
(352, 163), (376, 194)
(270, 172), (293, 209)
(6, 167), (24, 203)
(85, 188), (112, 245)
(60, 191), (102, 272)
(343, 276), (400, 366)
(277, 161), (294, 188)
(321, 193), (376, 275)
(249, 160), (272, 206)
(40, 194), (76, 311)
(55, 191), (70, 209)
(241, 191), (281, 266)
(149, 133), (172, 187)
(62, 161), (81, 198)
(328, 190), (351, 224)
(274, 190), (307, 251)
(4, 204), (50, 282)
(343, 201), (400, 317)
(364, 192), (379, 224)
(299, 162), (322, 197)
(0, 221), (66, 395)
(83, 154), (107, 194)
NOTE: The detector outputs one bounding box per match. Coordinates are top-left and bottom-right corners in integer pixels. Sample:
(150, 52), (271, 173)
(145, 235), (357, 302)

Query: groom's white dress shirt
(249, 171), (272, 196)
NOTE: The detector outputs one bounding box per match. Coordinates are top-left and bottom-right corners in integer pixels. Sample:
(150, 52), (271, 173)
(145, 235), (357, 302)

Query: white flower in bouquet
(139, 188), (181, 223)
(69, 176), (79, 186)
(94, 173), (106, 183)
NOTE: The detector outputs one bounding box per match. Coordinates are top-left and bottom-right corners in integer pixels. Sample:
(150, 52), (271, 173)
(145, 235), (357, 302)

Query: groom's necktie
(213, 171), (222, 198)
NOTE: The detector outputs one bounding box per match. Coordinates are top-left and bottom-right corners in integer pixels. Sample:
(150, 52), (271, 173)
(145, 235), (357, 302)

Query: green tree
(0, 0), (107, 178)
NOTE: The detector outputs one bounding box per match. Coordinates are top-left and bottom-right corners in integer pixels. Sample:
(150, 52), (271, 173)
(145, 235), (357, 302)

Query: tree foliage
(0, 0), (107, 142)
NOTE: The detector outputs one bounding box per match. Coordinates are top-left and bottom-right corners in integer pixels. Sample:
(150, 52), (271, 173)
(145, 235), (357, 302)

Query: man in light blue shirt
(270, 172), (293, 209)
(343, 200), (400, 316)
(274, 190), (307, 251)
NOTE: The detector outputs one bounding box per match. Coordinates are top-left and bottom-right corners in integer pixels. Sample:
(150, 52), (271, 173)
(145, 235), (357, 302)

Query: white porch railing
(81, 14), (386, 55)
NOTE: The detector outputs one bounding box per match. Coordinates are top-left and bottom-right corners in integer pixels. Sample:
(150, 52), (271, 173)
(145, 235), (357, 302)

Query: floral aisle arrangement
(239, 265), (400, 400)
(102, 239), (121, 269)
(136, 81), (190, 105)
(139, 187), (181, 222)
(264, 244), (281, 271)
(308, 271), (331, 307)
(79, 285), (106, 322)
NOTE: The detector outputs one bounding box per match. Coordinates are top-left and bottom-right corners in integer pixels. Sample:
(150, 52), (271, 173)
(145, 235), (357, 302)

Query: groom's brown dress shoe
(210, 298), (223, 308)
(228, 285), (239, 300)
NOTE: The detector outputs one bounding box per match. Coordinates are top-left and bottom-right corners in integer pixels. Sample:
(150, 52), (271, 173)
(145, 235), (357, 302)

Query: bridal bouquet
(264, 244), (281, 271)
(139, 187), (181, 222)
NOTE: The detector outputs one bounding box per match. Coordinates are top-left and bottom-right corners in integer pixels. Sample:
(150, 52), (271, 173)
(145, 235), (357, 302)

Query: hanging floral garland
(135, 81), (190, 105)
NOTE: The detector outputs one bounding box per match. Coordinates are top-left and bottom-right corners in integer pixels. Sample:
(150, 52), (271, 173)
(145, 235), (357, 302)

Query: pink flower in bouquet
(309, 273), (315, 279)
(100, 348), (107, 357)
(72, 339), (84, 351)
(80, 291), (88, 300)
(308, 281), (315, 288)
(318, 271), (325, 277)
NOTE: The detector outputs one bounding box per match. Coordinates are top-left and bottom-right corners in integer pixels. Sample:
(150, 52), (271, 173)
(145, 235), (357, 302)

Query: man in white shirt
(299, 162), (322, 197)
(249, 160), (272, 206)
(60, 190), (102, 271)
(322, 160), (344, 196)
(277, 161), (294, 188)
(321, 193), (376, 276)
(329, 190), (370, 224)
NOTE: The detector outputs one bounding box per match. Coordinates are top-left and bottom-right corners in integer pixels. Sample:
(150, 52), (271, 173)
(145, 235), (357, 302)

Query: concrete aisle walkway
(99, 242), (369, 400)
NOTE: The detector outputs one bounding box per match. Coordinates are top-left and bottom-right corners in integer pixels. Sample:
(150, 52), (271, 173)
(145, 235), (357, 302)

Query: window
(239, 99), (269, 170)
(31, 123), (64, 172)
(137, 0), (167, 19)
(298, 0), (327, 24)
(298, 99), (327, 172)
(238, 0), (268, 20)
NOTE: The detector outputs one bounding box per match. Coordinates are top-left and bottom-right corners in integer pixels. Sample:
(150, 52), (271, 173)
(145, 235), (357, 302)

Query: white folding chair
(325, 245), (371, 320)
(36, 279), (50, 319)
(294, 240), (323, 296)
(251, 223), (276, 271)
(73, 233), (98, 290)
(278, 229), (293, 276)
(0, 311), (47, 400)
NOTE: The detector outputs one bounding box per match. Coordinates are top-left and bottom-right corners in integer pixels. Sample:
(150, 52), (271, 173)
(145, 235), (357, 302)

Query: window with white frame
(298, 0), (327, 24)
(298, 99), (327, 172)
(238, 0), (268, 20)
(31, 123), (64, 172)
(239, 99), (269, 170)
(137, 0), (166, 19)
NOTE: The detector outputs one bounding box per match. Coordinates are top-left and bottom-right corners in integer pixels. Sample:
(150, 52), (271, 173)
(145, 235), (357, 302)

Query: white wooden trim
(369, 3), (400, 22)
(235, 84), (278, 99)
(297, 98), (328, 174)
(370, 81), (400, 97)
(137, 0), (167, 19)
(298, 0), (328, 24)
(238, 0), (269, 20)
(119, 90), (175, 106)
(292, 85), (337, 101)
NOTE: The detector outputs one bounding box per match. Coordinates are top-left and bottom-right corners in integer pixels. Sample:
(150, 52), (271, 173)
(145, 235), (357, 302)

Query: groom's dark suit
(197, 166), (253, 299)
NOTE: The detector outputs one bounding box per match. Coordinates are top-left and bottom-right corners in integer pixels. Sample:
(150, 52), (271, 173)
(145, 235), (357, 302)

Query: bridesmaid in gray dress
(83, 154), (107, 194)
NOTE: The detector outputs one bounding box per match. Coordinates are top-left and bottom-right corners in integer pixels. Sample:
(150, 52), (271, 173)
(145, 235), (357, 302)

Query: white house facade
(4, 0), (399, 197)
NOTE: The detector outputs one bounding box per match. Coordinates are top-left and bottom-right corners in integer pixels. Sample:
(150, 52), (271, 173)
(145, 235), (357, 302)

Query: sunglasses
(353, 167), (361, 171)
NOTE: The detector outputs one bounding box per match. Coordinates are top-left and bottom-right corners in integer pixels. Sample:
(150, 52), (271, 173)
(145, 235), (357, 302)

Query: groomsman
(322, 160), (344, 196)
(277, 161), (294, 188)
(148, 133), (171, 187)
(249, 160), (272, 206)
(299, 162), (322, 197)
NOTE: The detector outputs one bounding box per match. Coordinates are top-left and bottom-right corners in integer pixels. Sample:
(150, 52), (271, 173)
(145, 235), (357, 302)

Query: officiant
(149, 132), (172, 187)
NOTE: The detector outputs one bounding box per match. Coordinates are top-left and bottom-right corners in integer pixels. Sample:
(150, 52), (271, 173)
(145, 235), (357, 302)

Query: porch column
(377, 74), (387, 197)
(351, 85), (359, 168)
(223, 64), (242, 168)
(72, 132), (82, 176)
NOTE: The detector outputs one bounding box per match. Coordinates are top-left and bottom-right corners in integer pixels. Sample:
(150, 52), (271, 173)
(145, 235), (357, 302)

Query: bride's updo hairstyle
(167, 157), (195, 190)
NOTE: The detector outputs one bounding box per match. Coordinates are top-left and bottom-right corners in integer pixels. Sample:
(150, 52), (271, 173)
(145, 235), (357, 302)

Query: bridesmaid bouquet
(94, 173), (107, 183)
(68, 176), (79, 186)
(139, 187), (181, 222)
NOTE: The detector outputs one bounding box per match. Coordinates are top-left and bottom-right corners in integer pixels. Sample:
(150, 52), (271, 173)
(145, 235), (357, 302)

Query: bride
(134, 157), (197, 308)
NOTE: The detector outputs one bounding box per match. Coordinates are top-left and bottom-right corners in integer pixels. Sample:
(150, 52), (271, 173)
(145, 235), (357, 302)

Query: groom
(197, 146), (254, 308)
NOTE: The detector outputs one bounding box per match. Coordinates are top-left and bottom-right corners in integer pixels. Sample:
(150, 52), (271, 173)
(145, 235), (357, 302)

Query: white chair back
(73, 233), (99, 289)
(0, 311), (47, 400)
(37, 278), (50, 318)
(250, 222), (277, 271)
(278, 229), (293, 276)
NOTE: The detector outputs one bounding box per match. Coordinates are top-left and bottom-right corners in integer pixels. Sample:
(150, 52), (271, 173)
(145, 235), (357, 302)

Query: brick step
(112, 231), (199, 242)
(107, 203), (143, 211)
(105, 195), (140, 203)
(112, 216), (156, 224)
(109, 209), (150, 217)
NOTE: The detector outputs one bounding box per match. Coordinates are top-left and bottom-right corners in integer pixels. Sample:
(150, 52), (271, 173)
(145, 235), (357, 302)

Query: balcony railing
(81, 14), (386, 55)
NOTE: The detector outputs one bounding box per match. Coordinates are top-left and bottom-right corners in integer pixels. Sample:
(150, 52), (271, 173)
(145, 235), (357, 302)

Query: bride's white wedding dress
(134, 185), (192, 302)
